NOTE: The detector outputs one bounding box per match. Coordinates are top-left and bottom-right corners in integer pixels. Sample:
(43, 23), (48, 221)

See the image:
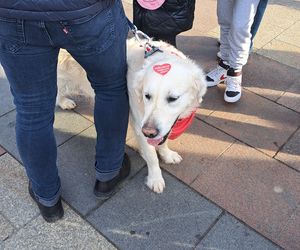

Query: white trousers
(218, 0), (260, 70)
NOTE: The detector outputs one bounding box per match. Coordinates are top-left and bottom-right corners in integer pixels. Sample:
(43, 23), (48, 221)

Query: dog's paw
(59, 98), (77, 110)
(160, 149), (182, 164)
(145, 176), (165, 193)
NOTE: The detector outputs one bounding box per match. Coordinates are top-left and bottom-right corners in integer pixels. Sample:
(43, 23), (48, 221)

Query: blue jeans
(0, 0), (129, 206)
(250, 0), (268, 49)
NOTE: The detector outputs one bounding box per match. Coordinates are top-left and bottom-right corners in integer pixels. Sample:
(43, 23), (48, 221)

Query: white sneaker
(224, 72), (242, 103)
(206, 61), (229, 87)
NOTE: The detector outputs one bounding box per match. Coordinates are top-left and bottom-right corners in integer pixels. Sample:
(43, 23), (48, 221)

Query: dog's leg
(135, 132), (165, 193)
(56, 94), (77, 110)
(158, 141), (182, 164)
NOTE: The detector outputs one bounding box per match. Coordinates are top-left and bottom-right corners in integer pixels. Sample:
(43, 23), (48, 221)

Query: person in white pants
(206, 0), (260, 103)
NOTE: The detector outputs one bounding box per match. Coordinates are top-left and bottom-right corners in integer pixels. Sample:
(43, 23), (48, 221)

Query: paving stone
(204, 89), (300, 157)
(196, 85), (226, 118)
(196, 214), (280, 250)
(183, 0), (218, 34)
(57, 126), (145, 216)
(277, 206), (300, 250)
(54, 107), (93, 146)
(177, 35), (219, 72)
(269, 0), (300, 9)
(122, 0), (133, 21)
(263, 4), (300, 29)
(276, 128), (300, 171)
(0, 111), (19, 160)
(258, 39), (300, 70)
(0, 77), (14, 117)
(0, 213), (14, 241)
(277, 81), (300, 113)
(73, 94), (95, 122)
(0, 109), (92, 161)
(252, 22), (285, 50)
(277, 21), (300, 48)
(3, 205), (116, 250)
(243, 53), (299, 101)
(0, 154), (38, 228)
(87, 169), (222, 250)
(191, 141), (300, 249)
(0, 146), (5, 156)
(162, 119), (235, 185)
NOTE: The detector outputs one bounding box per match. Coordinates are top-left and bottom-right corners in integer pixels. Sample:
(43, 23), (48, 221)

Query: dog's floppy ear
(132, 67), (146, 103)
(191, 63), (207, 104)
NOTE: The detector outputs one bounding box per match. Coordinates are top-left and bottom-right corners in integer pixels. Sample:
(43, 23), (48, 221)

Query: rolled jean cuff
(33, 185), (62, 207)
(96, 169), (119, 182)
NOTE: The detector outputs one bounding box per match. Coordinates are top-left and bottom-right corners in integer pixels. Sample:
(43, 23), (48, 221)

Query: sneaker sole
(224, 92), (241, 103)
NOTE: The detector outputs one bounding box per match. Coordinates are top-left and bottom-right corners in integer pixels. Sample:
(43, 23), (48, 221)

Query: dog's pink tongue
(147, 137), (163, 146)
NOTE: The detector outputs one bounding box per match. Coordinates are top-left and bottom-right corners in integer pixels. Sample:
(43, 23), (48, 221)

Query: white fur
(57, 38), (207, 193)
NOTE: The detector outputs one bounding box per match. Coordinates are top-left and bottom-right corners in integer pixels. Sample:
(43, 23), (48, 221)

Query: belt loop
(16, 19), (25, 43)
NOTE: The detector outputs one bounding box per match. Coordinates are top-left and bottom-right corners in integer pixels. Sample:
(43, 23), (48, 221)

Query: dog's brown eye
(167, 96), (178, 103)
(145, 94), (151, 100)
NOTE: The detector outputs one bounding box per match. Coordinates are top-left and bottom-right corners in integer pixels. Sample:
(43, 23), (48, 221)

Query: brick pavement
(0, 0), (299, 249)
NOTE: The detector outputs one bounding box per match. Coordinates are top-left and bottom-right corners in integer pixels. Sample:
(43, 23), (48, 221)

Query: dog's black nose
(142, 126), (159, 138)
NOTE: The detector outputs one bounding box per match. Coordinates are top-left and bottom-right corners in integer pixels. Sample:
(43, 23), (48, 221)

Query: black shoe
(28, 183), (64, 223)
(94, 153), (131, 199)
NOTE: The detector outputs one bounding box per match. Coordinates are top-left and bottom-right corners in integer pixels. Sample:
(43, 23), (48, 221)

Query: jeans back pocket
(0, 17), (25, 53)
(63, 7), (116, 55)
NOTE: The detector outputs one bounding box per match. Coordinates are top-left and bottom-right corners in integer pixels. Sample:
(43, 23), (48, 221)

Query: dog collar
(168, 111), (196, 140)
(144, 43), (163, 58)
(158, 111), (196, 145)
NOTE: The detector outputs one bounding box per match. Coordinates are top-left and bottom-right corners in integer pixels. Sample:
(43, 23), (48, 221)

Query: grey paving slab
(276, 128), (300, 171)
(177, 35), (219, 72)
(191, 141), (300, 249)
(269, 0), (300, 10)
(87, 169), (222, 250)
(0, 108), (92, 162)
(54, 107), (93, 146)
(0, 77), (14, 117)
(162, 120), (235, 185)
(0, 154), (38, 228)
(203, 89), (300, 157)
(0, 213), (14, 241)
(277, 80), (300, 113)
(0, 111), (19, 160)
(57, 126), (145, 216)
(0, 146), (5, 156)
(196, 214), (280, 250)
(3, 205), (116, 250)
(277, 206), (300, 250)
(243, 53), (300, 101)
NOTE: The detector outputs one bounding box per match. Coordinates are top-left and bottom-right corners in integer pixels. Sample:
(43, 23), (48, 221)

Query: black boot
(94, 153), (131, 198)
(28, 183), (64, 223)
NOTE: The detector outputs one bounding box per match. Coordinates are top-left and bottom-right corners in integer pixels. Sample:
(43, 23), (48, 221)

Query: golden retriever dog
(57, 38), (207, 193)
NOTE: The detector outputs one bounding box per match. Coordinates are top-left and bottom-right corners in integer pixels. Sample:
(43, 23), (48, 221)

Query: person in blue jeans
(250, 0), (269, 50)
(0, 0), (130, 223)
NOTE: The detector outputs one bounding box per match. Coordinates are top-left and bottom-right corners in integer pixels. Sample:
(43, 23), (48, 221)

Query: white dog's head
(134, 54), (207, 146)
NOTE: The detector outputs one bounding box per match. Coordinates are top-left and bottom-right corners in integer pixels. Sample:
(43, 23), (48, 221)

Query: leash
(126, 18), (163, 58)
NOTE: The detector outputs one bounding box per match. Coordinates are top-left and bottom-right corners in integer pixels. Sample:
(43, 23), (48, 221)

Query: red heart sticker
(153, 63), (171, 76)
